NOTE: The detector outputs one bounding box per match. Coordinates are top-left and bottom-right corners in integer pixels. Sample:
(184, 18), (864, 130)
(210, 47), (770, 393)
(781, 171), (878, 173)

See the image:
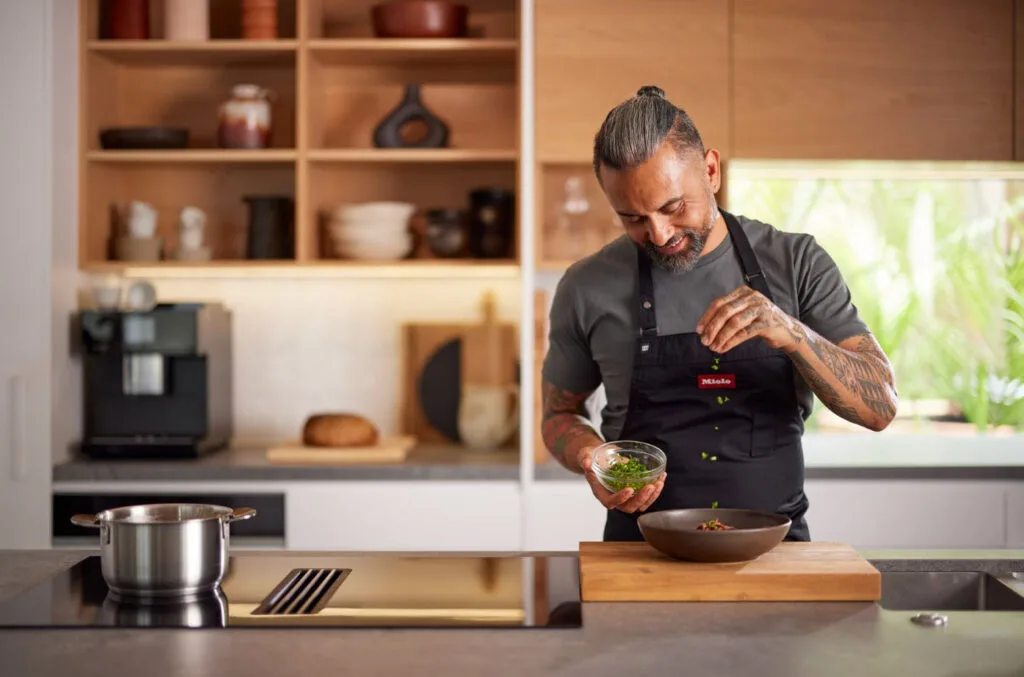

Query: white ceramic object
(331, 202), (415, 224)
(91, 274), (123, 310)
(127, 201), (158, 239)
(329, 224), (409, 247)
(457, 384), (520, 450)
(332, 236), (413, 261)
(165, 0), (209, 40)
(178, 206), (207, 251)
(124, 280), (158, 312)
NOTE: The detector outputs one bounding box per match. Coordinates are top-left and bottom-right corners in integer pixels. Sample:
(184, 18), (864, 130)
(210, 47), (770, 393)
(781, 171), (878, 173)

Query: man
(541, 85), (898, 542)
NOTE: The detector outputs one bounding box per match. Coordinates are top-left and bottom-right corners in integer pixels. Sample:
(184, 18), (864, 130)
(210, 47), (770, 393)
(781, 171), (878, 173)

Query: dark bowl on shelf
(638, 508), (791, 563)
(99, 127), (189, 150)
(371, 1), (469, 38)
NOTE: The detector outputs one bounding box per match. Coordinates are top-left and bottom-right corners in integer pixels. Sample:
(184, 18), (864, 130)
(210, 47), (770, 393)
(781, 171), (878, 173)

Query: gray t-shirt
(542, 213), (870, 441)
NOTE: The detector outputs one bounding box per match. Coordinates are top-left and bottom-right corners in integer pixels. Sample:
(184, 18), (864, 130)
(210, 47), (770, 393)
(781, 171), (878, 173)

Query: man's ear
(704, 149), (722, 194)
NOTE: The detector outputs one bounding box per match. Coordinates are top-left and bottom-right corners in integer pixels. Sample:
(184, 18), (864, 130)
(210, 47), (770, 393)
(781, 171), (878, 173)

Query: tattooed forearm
(541, 380), (603, 473)
(784, 326), (898, 431)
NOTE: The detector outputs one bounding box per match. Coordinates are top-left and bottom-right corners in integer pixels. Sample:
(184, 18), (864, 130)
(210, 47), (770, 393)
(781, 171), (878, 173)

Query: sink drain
(910, 612), (948, 627)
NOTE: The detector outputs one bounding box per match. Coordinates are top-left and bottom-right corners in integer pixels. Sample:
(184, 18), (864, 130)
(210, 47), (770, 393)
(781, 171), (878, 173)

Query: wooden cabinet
(534, 0), (730, 268)
(535, 0), (731, 162)
(286, 482), (522, 551)
(733, 0), (1015, 161)
(78, 0), (521, 274)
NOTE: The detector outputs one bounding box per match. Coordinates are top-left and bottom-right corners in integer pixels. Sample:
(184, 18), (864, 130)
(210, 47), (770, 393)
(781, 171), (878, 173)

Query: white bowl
(329, 221), (409, 239)
(330, 202), (416, 224)
(333, 237), (413, 261)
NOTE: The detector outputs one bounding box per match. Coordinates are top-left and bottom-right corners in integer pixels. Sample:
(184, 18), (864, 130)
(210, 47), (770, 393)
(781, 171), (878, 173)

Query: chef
(541, 86), (899, 542)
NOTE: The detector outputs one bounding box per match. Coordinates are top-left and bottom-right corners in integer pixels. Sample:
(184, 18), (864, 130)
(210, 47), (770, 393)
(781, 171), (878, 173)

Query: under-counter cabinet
(285, 482), (523, 551)
(732, 0), (1015, 161)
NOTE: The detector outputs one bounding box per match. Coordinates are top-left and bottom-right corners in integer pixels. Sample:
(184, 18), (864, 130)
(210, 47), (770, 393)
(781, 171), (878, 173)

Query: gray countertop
(53, 445), (523, 482)
(2, 548), (1024, 676)
(52, 432), (1024, 484)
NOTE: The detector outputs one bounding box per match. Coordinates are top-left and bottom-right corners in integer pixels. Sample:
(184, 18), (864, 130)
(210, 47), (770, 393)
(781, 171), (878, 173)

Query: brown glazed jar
(218, 85), (272, 149)
(108, 0), (150, 39)
(242, 0), (279, 39)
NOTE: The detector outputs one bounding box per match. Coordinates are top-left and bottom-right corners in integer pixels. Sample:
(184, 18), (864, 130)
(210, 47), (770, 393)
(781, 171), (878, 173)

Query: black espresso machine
(77, 302), (233, 459)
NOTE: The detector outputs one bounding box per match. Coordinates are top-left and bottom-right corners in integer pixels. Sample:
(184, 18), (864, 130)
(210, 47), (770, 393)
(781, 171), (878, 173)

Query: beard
(644, 181), (720, 274)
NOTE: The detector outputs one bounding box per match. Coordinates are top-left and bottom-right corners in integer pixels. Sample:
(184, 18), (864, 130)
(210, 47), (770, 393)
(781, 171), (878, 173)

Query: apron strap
(636, 245), (658, 336)
(721, 209), (775, 303)
(634, 209), (775, 338)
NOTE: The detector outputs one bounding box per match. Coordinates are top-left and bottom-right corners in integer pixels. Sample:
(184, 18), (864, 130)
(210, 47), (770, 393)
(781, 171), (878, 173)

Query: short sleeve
(795, 235), (870, 344)
(542, 272), (603, 393)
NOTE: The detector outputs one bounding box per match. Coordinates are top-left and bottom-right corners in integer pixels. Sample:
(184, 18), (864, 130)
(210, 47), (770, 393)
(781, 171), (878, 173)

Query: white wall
(125, 276), (522, 442)
(51, 0), (80, 465)
(0, 0), (56, 548)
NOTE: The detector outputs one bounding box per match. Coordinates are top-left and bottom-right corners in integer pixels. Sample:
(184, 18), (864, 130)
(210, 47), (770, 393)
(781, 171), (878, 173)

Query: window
(727, 161), (1024, 435)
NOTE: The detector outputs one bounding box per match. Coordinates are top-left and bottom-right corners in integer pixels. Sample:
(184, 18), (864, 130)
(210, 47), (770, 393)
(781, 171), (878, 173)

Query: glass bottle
(547, 176), (590, 261)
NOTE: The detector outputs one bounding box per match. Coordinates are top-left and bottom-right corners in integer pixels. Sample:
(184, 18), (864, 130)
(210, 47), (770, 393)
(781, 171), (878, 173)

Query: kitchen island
(1, 549), (1023, 676)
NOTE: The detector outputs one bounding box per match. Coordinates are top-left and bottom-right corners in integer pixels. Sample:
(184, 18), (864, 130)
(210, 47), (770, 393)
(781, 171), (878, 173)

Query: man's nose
(647, 215), (675, 247)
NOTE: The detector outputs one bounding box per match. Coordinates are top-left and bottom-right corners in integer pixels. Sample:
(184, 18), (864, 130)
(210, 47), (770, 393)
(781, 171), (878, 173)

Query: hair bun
(636, 85), (666, 99)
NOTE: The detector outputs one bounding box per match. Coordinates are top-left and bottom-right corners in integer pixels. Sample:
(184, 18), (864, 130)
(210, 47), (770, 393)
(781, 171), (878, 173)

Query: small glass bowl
(591, 440), (667, 493)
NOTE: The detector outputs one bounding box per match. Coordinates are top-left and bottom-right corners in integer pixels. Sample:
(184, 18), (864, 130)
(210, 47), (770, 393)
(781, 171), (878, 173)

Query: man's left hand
(696, 286), (801, 353)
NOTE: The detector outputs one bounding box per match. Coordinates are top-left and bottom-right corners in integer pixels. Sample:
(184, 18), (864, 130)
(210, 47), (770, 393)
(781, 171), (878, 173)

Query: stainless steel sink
(879, 571), (1024, 611)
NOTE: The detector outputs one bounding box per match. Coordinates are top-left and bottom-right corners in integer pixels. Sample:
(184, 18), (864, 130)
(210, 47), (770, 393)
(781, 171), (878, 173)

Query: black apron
(603, 210), (811, 542)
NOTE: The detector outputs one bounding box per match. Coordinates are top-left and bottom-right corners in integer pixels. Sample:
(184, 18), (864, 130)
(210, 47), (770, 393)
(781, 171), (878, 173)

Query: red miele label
(698, 374), (736, 389)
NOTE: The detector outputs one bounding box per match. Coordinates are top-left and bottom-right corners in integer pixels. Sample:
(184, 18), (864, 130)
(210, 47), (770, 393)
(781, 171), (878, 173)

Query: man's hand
(696, 285), (899, 432)
(696, 285), (801, 353)
(577, 445), (667, 514)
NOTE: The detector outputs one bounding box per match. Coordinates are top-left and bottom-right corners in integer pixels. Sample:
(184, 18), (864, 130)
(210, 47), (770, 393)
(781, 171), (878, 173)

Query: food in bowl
(696, 518), (734, 531)
(591, 441), (666, 493)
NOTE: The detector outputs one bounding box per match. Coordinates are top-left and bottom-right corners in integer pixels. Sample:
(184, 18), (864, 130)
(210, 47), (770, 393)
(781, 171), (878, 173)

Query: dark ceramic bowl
(638, 508), (791, 563)
(371, 1), (469, 38)
(99, 127), (189, 150)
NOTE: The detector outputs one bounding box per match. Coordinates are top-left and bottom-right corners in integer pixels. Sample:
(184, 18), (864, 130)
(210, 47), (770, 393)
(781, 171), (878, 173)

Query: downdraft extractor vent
(253, 568), (350, 616)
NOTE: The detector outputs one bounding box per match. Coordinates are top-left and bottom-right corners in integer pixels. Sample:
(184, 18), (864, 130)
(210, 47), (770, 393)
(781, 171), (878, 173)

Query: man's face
(599, 143), (721, 273)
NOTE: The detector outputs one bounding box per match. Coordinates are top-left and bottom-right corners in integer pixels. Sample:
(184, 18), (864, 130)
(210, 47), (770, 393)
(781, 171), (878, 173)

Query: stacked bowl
(327, 202), (416, 261)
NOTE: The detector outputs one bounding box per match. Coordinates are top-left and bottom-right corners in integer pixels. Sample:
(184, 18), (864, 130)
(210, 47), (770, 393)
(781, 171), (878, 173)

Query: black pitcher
(244, 196), (294, 259)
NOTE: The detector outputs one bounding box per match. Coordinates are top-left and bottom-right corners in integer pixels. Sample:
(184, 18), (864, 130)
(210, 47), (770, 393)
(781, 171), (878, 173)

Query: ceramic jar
(164, 0), (210, 41)
(108, 0), (149, 39)
(218, 85), (272, 149)
(242, 0), (279, 39)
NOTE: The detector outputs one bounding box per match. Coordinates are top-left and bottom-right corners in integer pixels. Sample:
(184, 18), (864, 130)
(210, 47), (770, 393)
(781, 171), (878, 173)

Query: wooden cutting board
(400, 320), (517, 444)
(265, 436), (417, 465)
(579, 541), (881, 602)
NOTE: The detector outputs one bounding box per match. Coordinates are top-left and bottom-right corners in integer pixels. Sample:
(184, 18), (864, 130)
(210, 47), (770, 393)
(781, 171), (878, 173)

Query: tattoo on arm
(785, 328), (898, 431)
(541, 380), (603, 473)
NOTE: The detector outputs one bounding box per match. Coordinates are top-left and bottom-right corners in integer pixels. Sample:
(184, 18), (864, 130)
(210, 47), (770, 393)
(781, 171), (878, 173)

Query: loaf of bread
(302, 413), (380, 448)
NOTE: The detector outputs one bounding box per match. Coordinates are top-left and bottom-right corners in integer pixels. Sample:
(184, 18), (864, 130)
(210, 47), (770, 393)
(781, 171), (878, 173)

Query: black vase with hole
(373, 84), (450, 149)
(244, 196), (294, 259)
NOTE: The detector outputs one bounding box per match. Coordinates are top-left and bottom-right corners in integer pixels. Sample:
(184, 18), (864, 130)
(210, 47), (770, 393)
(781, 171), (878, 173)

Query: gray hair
(592, 85), (705, 180)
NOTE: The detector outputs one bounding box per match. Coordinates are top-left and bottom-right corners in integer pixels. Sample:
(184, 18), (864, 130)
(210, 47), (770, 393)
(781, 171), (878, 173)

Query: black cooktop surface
(0, 553), (581, 630)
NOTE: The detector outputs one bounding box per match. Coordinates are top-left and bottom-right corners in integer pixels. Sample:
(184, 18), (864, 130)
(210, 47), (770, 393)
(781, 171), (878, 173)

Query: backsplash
(117, 276), (522, 445)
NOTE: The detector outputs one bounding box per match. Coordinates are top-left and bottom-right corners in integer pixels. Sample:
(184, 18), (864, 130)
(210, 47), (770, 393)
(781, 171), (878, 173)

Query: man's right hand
(577, 446), (667, 514)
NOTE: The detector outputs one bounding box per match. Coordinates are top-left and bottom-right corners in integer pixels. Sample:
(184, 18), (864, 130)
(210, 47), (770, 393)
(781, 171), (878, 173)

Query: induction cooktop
(0, 553), (581, 630)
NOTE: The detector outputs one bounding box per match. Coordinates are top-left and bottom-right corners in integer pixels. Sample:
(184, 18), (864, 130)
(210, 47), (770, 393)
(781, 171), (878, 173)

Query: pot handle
(227, 507), (256, 522)
(71, 514), (101, 528)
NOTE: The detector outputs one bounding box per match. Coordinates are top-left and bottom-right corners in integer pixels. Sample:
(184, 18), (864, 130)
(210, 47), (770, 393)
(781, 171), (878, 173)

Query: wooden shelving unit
(79, 0), (521, 273)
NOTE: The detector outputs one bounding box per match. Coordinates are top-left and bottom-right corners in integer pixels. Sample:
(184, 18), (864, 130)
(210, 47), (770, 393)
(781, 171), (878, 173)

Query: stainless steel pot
(71, 503), (256, 600)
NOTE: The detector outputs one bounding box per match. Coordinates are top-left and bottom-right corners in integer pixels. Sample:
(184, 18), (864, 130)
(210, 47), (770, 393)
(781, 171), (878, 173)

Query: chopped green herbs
(601, 455), (654, 492)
